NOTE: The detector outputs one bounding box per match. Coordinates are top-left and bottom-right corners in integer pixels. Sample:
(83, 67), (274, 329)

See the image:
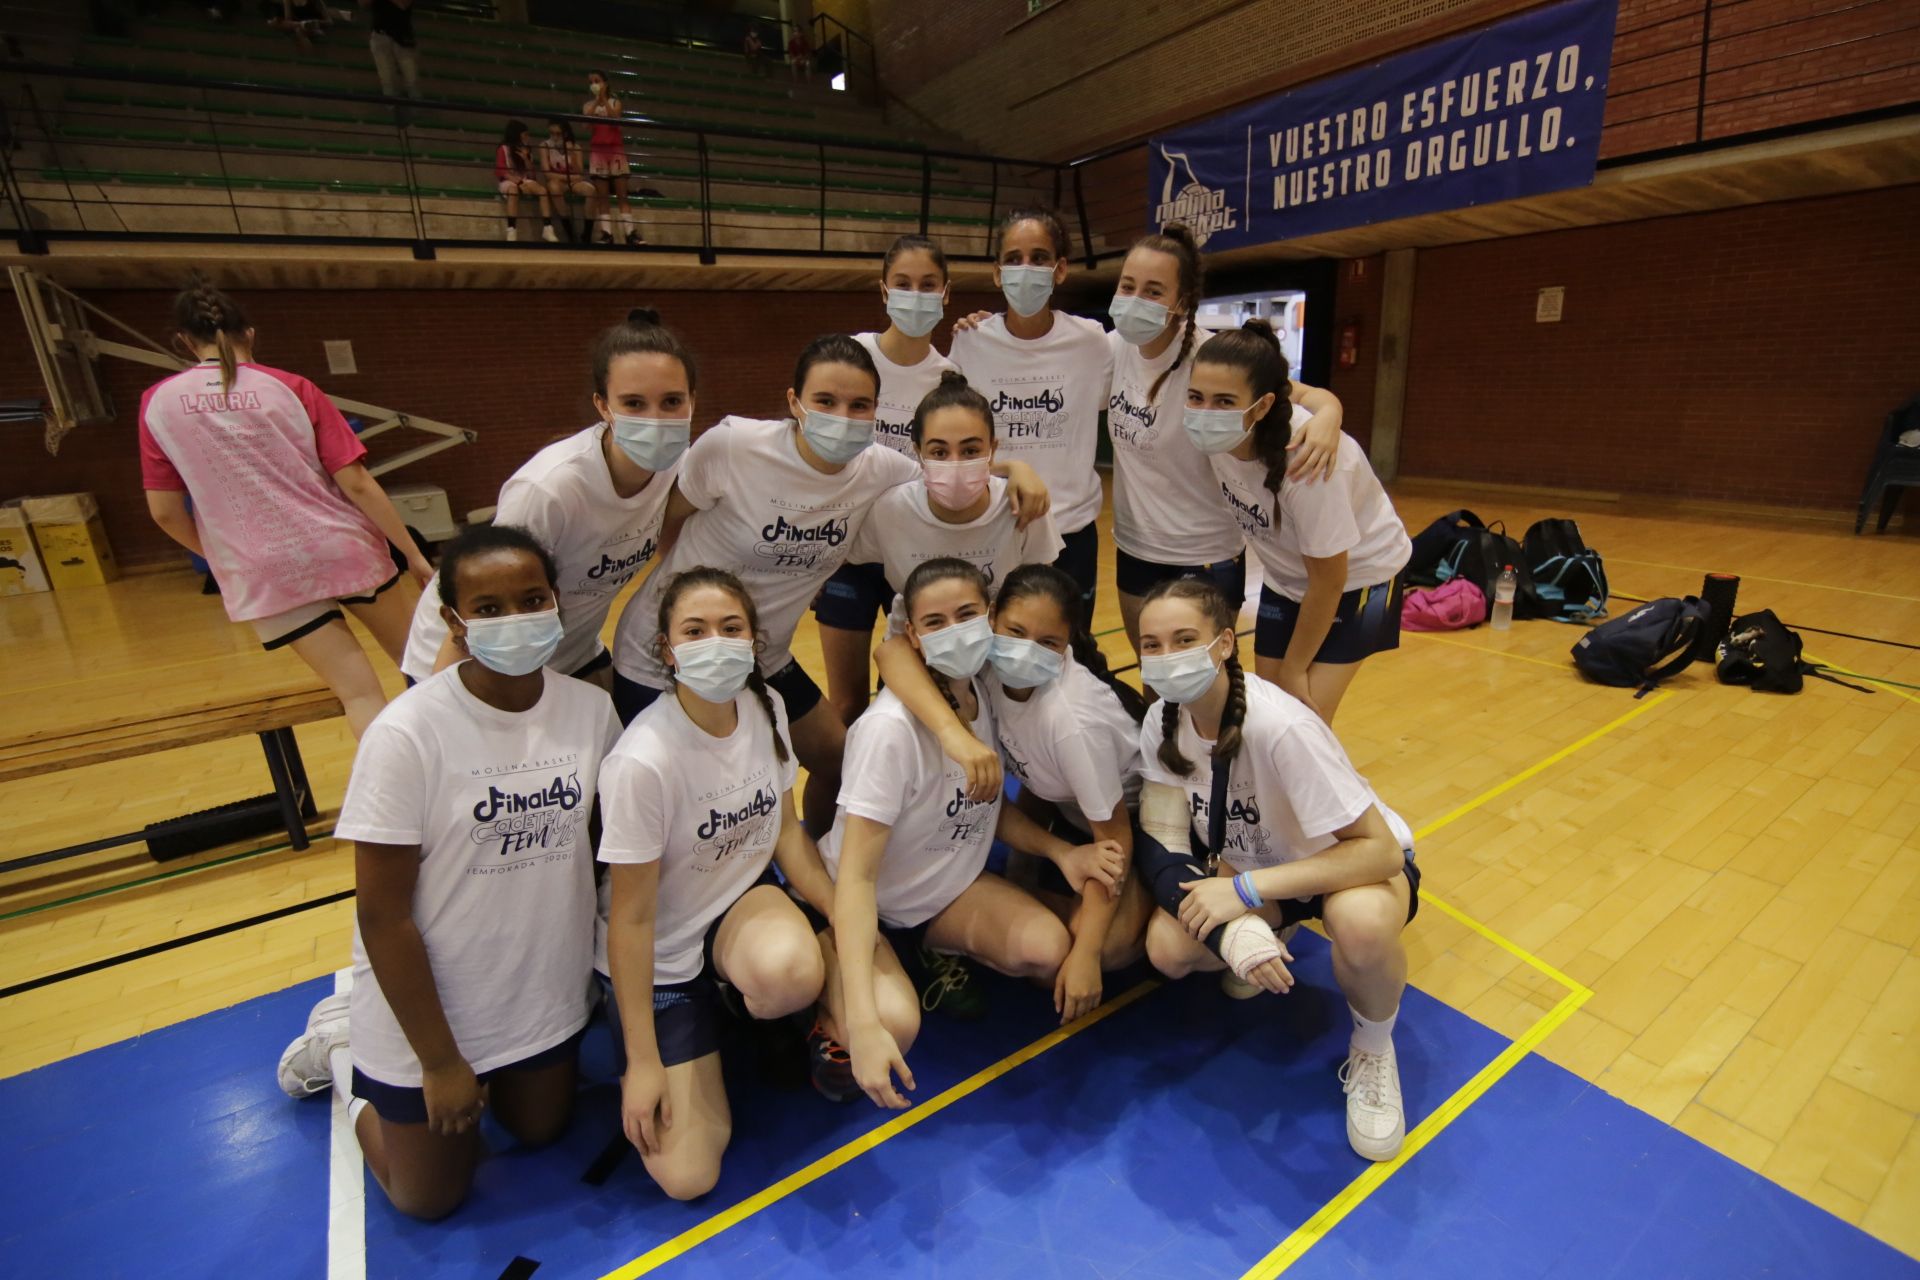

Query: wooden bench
(0, 683), (343, 875)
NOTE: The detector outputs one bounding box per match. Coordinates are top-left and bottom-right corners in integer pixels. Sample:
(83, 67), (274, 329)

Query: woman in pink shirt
(141, 273), (433, 737)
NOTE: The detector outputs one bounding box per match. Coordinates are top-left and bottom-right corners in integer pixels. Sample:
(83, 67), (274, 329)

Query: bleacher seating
(0, 0), (1061, 255)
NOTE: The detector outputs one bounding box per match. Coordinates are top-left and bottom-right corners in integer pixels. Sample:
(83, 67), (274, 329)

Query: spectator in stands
(266, 0), (332, 52)
(787, 26), (813, 84)
(743, 26), (770, 78)
(360, 0), (420, 100)
(542, 118), (596, 244)
(584, 71), (644, 248)
(497, 120), (558, 243)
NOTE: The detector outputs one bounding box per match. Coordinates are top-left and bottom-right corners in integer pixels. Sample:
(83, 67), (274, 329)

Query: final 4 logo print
(1153, 146), (1237, 246)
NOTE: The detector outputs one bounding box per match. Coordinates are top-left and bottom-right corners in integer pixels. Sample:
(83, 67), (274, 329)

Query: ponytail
(171, 270), (249, 394)
(1192, 319), (1294, 494)
(1130, 222), (1205, 403)
(744, 670), (791, 766)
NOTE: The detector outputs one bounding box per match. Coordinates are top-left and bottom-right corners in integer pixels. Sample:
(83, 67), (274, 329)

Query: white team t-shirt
(854, 331), (957, 457)
(949, 313), (1113, 536)
(1138, 672), (1414, 884)
(595, 688), (797, 983)
(818, 686), (1000, 928)
(612, 417), (919, 687)
(336, 666), (621, 1086)
(1211, 426), (1410, 600)
(848, 476), (1064, 634)
(402, 425), (678, 680)
(988, 651), (1142, 834)
(1107, 331), (1243, 565)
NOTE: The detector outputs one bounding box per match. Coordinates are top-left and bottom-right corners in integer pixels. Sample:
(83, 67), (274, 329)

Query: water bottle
(1492, 565), (1517, 631)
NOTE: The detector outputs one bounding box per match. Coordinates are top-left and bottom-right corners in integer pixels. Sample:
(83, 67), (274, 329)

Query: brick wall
(1398, 185), (1920, 507)
(0, 285), (1001, 568)
(1329, 255), (1388, 453)
(872, 0), (1920, 162)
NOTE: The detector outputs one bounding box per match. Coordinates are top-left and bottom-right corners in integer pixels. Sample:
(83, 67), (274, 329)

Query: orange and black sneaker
(807, 1018), (857, 1103)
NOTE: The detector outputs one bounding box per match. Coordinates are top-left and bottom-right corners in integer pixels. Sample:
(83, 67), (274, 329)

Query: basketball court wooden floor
(3, 488), (1917, 1278)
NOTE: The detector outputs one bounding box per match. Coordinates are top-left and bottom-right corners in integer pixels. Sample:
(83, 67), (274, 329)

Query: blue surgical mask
(999, 265), (1055, 318)
(609, 414), (689, 472)
(1109, 294), (1170, 346)
(671, 635), (756, 704)
(886, 288), (945, 338)
(1183, 407), (1252, 455)
(987, 633), (1063, 689)
(457, 609), (563, 677)
(1139, 638), (1223, 704)
(918, 614), (993, 679)
(800, 409), (874, 465)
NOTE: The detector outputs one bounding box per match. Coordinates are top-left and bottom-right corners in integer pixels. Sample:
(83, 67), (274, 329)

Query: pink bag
(1402, 579), (1487, 631)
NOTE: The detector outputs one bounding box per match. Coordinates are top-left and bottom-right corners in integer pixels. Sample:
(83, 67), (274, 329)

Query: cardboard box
(0, 502), (51, 595)
(24, 492), (119, 588)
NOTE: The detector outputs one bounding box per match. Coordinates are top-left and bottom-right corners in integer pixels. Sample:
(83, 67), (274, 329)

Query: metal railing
(0, 63), (1101, 266)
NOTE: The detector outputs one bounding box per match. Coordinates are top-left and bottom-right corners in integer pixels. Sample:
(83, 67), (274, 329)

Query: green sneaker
(914, 944), (988, 1019)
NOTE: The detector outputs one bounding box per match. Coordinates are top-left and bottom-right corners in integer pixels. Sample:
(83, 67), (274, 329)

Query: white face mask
(456, 609), (564, 677)
(671, 635), (755, 703)
(799, 408), (874, 465)
(999, 264), (1055, 318)
(1182, 406), (1253, 454)
(987, 633), (1063, 689)
(1109, 293), (1170, 346)
(609, 414), (689, 472)
(885, 288), (945, 338)
(917, 614), (993, 679)
(1138, 636), (1224, 704)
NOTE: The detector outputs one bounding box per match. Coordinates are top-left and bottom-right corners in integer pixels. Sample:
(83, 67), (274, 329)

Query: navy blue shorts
(352, 1029), (584, 1125)
(1254, 576), (1404, 665)
(614, 657), (823, 726)
(1114, 547), (1246, 606)
(1053, 522), (1100, 618)
(1272, 849), (1421, 928)
(812, 560), (891, 631)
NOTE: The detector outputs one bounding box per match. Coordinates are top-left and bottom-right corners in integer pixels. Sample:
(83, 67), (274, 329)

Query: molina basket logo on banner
(1152, 145), (1239, 247)
(1146, 0), (1618, 251)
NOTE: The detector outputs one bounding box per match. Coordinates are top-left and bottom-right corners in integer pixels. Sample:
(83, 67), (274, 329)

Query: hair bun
(1240, 317), (1280, 346)
(1160, 221), (1198, 247)
(627, 306), (661, 326)
(936, 369), (970, 389)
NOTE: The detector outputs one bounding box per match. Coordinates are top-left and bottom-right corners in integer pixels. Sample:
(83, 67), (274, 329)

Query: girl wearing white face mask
(816, 235), (961, 727)
(609, 336), (1054, 838)
(401, 308), (692, 694)
(817, 560), (1125, 1108)
(1184, 321), (1411, 724)
(1105, 227), (1347, 663)
(1130, 576), (1420, 1164)
(949, 207), (1114, 613)
(275, 524), (623, 1222)
(597, 568), (839, 1199)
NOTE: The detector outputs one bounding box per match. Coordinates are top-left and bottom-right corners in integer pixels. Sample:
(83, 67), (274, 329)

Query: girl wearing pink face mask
(841, 371), (1064, 642)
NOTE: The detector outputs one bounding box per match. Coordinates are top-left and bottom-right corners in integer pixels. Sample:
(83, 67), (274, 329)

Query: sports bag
(1570, 596), (1710, 692)
(1437, 520), (1547, 618)
(1401, 579), (1487, 631)
(1523, 518), (1609, 623)
(1406, 509), (1484, 586)
(1717, 609), (1873, 695)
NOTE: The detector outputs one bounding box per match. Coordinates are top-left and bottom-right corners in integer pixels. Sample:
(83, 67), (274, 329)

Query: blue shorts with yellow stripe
(1255, 573), (1404, 664)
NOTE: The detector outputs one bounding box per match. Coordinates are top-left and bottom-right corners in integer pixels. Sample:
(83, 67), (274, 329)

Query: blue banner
(1147, 0), (1618, 250)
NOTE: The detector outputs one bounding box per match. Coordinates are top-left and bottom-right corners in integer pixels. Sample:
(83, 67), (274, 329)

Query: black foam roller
(1697, 573), (1740, 659)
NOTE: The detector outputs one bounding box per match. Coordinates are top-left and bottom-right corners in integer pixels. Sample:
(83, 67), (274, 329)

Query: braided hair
(902, 556), (992, 714)
(994, 563), (1146, 724)
(1126, 222), (1205, 403)
(1141, 576), (1244, 776)
(171, 270), (249, 393)
(654, 567), (788, 765)
(1191, 319), (1294, 495)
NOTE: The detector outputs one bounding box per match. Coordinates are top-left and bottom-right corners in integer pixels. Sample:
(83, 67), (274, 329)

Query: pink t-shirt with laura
(139, 361), (392, 622)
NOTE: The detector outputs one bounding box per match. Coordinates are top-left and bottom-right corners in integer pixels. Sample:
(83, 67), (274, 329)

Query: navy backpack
(1570, 596), (1711, 693)
(1524, 518), (1609, 624)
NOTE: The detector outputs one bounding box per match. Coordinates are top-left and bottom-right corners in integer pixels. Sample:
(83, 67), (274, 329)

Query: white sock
(1350, 1004), (1398, 1054)
(329, 1044), (354, 1106)
(346, 1096), (368, 1127)
(618, 213), (634, 235)
(597, 214), (612, 235)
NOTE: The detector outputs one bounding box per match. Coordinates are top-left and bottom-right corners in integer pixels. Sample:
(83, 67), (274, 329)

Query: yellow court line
(1805, 651), (1920, 708)
(596, 978), (1161, 1280)
(1608, 557), (1920, 604)
(1238, 987), (1591, 1279)
(1406, 631), (1572, 672)
(1420, 892), (1592, 999)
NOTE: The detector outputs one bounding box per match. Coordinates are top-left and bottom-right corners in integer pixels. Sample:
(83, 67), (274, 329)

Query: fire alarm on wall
(1536, 287), (1565, 323)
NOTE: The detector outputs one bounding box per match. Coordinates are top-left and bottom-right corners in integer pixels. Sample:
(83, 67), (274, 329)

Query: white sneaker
(541, 225), (558, 242)
(276, 992), (350, 1099)
(1339, 1042), (1405, 1161)
(505, 226), (518, 242)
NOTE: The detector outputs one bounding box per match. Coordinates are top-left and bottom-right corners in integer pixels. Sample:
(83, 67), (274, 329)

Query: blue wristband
(1233, 873), (1264, 910)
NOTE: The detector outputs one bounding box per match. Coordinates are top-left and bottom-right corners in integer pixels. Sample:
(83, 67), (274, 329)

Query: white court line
(327, 967), (366, 1280)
